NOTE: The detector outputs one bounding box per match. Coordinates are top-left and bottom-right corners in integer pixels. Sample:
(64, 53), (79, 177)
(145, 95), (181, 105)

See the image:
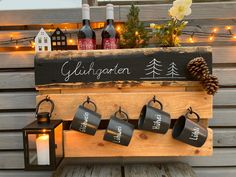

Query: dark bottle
(101, 4), (119, 49)
(78, 4), (96, 50)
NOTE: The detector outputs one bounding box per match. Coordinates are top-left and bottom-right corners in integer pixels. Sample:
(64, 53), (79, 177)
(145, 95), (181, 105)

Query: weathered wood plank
(0, 92), (36, 110)
(124, 163), (197, 177)
(214, 88), (236, 106)
(0, 132), (23, 150)
(0, 68), (233, 90)
(194, 167), (236, 177)
(0, 171), (53, 177)
(0, 127), (230, 150)
(64, 129), (213, 157)
(0, 72), (34, 89)
(213, 128), (236, 147)
(213, 68), (236, 86)
(37, 92), (212, 120)
(62, 148), (236, 166)
(210, 108), (236, 127)
(1, 2), (236, 26)
(0, 46), (234, 69)
(0, 112), (34, 130)
(58, 165), (122, 177)
(1, 148), (235, 170)
(0, 151), (24, 169)
(0, 52), (34, 69)
(212, 46), (236, 64)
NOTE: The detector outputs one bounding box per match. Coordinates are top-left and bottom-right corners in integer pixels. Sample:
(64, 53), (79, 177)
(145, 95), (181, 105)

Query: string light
(188, 32), (195, 43)
(31, 41), (35, 48)
(116, 25), (121, 32)
(15, 41), (19, 49)
(1, 25), (236, 49)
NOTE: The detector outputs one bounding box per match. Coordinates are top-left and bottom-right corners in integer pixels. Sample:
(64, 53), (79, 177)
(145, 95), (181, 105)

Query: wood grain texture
(0, 92), (36, 110)
(214, 88), (236, 106)
(0, 52), (34, 69)
(64, 129), (213, 157)
(0, 171), (52, 177)
(0, 132), (23, 150)
(0, 72), (34, 89)
(0, 112), (35, 130)
(58, 165), (122, 177)
(1, 2), (236, 26)
(37, 92), (212, 120)
(124, 163), (197, 177)
(0, 151), (24, 169)
(210, 108), (236, 127)
(213, 68), (236, 86)
(213, 128), (236, 147)
(194, 167), (236, 177)
(0, 46), (234, 68)
(5, 148), (236, 169)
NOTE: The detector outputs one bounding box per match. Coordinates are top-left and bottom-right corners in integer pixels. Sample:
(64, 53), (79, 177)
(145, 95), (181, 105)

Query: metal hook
(86, 96), (90, 104)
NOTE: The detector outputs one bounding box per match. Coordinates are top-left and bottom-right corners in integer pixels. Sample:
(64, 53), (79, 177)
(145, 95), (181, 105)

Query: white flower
(150, 23), (156, 28)
(169, 0), (192, 20)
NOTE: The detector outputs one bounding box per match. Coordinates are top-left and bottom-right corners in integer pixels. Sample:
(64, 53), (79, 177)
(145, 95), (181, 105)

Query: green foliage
(119, 4), (150, 48)
(154, 18), (188, 47)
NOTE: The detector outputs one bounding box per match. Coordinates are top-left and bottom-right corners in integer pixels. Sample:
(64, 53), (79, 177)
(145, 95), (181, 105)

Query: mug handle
(148, 95), (163, 110)
(36, 96), (54, 118)
(114, 107), (129, 122)
(82, 96), (97, 112)
(185, 107), (200, 122)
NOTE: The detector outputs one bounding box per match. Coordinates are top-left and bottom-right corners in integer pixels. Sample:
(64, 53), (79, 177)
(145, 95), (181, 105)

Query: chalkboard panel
(35, 47), (212, 86)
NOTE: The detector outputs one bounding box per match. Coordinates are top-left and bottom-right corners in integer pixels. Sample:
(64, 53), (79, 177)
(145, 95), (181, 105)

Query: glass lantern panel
(27, 133), (50, 166)
(54, 123), (63, 164)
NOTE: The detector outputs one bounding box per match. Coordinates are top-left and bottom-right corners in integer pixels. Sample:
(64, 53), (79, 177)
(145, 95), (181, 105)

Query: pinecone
(202, 75), (219, 95)
(187, 57), (209, 80)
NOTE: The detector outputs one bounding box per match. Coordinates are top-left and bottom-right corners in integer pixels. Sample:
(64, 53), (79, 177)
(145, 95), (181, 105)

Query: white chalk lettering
(61, 60), (131, 82)
(113, 126), (122, 143)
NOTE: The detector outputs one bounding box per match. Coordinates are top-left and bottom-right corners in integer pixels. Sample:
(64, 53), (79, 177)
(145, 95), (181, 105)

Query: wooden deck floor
(56, 163), (197, 177)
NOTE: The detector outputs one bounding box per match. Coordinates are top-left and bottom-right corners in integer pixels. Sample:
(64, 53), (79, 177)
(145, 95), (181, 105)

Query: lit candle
(36, 134), (50, 165)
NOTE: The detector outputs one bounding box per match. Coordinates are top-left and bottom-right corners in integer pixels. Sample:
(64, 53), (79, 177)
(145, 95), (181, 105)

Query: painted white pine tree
(166, 62), (179, 78)
(145, 58), (162, 78)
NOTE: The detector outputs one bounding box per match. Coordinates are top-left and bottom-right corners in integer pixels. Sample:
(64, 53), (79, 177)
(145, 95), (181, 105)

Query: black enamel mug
(70, 97), (101, 135)
(138, 96), (171, 134)
(172, 107), (208, 147)
(103, 108), (134, 146)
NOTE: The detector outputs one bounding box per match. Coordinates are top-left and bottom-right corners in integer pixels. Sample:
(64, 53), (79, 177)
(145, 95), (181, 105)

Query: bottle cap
(82, 4), (90, 20)
(106, 4), (114, 20)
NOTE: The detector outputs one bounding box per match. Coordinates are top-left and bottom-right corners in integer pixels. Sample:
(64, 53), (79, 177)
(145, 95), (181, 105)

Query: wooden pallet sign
(35, 47), (212, 87)
(35, 46), (213, 157)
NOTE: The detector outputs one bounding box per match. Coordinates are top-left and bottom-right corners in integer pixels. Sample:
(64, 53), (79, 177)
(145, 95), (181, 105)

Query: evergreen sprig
(119, 4), (150, 48)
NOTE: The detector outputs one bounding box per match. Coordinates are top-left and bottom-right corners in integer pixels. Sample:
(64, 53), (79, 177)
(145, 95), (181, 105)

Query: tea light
(36, 134), (50, 165)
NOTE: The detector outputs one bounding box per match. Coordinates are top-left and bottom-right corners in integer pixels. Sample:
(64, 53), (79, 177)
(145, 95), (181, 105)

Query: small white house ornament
(35, 28), (51, 52)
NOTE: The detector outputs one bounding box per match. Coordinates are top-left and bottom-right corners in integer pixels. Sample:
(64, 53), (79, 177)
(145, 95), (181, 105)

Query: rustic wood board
(36, 92), (212, 120)
(64, 129), (213, 157)
(124, 163), (197, 177)
(57, 165), (122, 177)
(35, 47), (212, 86)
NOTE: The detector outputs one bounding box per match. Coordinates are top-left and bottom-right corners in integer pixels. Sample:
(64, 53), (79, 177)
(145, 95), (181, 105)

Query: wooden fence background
(0, 1), (236, 177)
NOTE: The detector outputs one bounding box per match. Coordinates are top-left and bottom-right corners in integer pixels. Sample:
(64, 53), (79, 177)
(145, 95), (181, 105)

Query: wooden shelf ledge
(63, 129), (213, 157)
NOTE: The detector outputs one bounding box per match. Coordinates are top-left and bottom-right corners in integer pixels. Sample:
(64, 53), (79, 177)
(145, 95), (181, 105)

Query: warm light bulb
(209, 36), (214, 41)
(150, 23), (156, 29)
(69, 39), (74, 44)
(135, 31), (139, 36)
(189, 37), (194, 43)
(31, 42), (35, 48)
(213, 28), (218, 32)
(233, 35), (236, 39)
(226, 26), (231, 30)
(116, 26), (121, 32)
(15, 45), (19, 49)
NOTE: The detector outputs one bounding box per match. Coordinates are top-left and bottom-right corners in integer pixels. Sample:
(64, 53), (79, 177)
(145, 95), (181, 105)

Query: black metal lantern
(22, 97), (64, 170)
